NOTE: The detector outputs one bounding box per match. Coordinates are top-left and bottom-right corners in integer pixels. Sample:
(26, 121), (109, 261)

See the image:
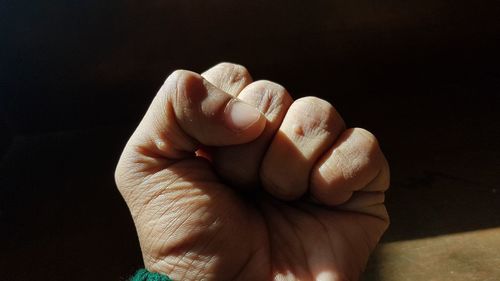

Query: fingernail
(225, 100), (261, 131)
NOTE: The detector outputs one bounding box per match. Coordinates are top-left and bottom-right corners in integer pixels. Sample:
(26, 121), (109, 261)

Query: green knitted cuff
(130, 269), (174, 281)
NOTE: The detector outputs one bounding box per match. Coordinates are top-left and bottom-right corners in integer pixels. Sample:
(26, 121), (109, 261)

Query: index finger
(201, 62), (253, 96)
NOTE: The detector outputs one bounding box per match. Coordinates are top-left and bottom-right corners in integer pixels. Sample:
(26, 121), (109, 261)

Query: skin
(115, 63), (390, 281)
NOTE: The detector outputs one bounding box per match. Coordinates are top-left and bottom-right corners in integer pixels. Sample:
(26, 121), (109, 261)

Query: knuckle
(352, 128), (380, 154)
(252, 80), (291, 100)
(216, 62), (248, 72)
(168, 69), (189, 81)
(295, 96), (333, 110)
(346, 128), (389, 185)
(165, 70), (204, 103)
(235, 80), (292, 118)
(330, 129), (377, 178)
(289, 97), (344, 135)
(291, 97), (338, 122)
(335, 146), (360, 181)
(252, 80), (285, 91)
(251, 80), (291, 100)
(215, 62), (251, 82)
(168, 69), (201, 87)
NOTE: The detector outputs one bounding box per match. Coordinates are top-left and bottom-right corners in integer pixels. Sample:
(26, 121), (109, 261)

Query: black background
(1, 1), (499, 280)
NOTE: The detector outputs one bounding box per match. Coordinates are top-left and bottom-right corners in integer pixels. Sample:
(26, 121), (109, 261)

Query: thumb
(114, 71), (266, 279)
(125, 70), (266, 161)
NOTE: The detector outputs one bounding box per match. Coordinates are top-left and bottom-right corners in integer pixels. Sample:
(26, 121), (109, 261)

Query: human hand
(115, 63), (390, 281)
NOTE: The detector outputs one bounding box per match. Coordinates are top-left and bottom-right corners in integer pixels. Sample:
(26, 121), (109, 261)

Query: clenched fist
(115, 63), (390, 281)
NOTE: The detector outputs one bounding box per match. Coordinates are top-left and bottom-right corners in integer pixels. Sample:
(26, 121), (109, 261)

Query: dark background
(1, 1), (499, 280)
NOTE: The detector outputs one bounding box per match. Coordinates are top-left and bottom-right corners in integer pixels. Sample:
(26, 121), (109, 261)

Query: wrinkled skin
(115, 63), (390, 281)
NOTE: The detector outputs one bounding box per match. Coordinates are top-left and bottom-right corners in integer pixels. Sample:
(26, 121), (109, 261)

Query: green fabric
(130, 269), (173, 281)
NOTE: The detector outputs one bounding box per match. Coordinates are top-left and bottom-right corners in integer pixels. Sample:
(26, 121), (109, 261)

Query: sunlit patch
(366, 227), (500, 281)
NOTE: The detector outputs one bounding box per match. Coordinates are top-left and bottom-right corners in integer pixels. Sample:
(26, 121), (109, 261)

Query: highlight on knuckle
(216, 62), (251, 83)
(290, 97), (340, 138)
(170, 70), (200, 90)
(165, 70), (205, 106)
(354, 128), (380, 156)
(251, 80), (291, 115)
(253, 80), (285, 91)
(295, 96), (333, 109)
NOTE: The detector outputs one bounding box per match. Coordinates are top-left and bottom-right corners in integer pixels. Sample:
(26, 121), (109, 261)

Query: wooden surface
(358, 91), (500, 280)
(365, 228), (500, 281)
